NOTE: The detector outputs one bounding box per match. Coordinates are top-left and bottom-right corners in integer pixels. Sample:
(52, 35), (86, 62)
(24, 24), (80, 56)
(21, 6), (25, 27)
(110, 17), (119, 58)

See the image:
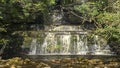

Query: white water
(29, 39), (37, 55)
(29, 9), (112, 55)
(29, 26), (113, 55)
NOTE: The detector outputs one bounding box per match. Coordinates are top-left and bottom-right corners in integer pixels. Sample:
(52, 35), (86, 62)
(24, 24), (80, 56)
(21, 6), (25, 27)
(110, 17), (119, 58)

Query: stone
(0, 65), (9, 68)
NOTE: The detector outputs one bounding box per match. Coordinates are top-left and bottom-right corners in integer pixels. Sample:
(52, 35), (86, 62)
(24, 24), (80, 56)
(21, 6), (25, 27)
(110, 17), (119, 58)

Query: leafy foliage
(0, 0), (56, 58)
(74, 0), (120, 44)
(74, 2), (99, 22)
(0, 0), (55, 23)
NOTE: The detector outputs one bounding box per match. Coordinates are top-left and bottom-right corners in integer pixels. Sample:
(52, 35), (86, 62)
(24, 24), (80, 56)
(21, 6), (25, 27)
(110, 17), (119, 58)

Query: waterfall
(29, 39), (37, 55)
(28, 8), (113, 55)
(28, 26), (113, 55)
(91, 35), (113, 55)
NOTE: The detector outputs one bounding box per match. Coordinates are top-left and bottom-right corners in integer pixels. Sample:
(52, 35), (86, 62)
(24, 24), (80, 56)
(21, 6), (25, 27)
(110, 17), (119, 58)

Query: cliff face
(109, 42), (120, 55)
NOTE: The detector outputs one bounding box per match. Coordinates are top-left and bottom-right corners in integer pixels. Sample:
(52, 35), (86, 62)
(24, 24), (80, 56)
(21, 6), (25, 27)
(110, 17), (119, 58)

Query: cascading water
(28, 8), (113, 55)
(28, 26), (113, 55)
(91, 35), (113, 55)
(29, 39), (37, 55)
(28, 25), (87, 55)
(40, 26), (87, 55)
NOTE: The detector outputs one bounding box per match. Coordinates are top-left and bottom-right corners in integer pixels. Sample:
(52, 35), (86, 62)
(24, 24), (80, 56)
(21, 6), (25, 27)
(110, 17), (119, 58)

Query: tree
(0, 0), (56, 58)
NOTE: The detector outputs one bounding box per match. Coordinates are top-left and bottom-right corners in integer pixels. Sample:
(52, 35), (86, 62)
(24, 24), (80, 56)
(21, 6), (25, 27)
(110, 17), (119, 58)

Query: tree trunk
(0, 44), (6, 56)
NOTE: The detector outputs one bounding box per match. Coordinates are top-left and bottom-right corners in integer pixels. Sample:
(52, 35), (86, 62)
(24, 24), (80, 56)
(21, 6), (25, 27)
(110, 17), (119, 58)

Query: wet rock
(60, 58), (72, 63)
(0, 65), (9, 68)
(50, 59), (60, 64)
(10, 65), (16, 68)
(16, 66), (22, 68)
(88, 59), (101, 64)
(0, 57), (120, 68)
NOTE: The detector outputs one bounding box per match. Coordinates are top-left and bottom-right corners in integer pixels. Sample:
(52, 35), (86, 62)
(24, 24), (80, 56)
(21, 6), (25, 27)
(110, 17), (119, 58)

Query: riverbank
(0, 57), (120, 68)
